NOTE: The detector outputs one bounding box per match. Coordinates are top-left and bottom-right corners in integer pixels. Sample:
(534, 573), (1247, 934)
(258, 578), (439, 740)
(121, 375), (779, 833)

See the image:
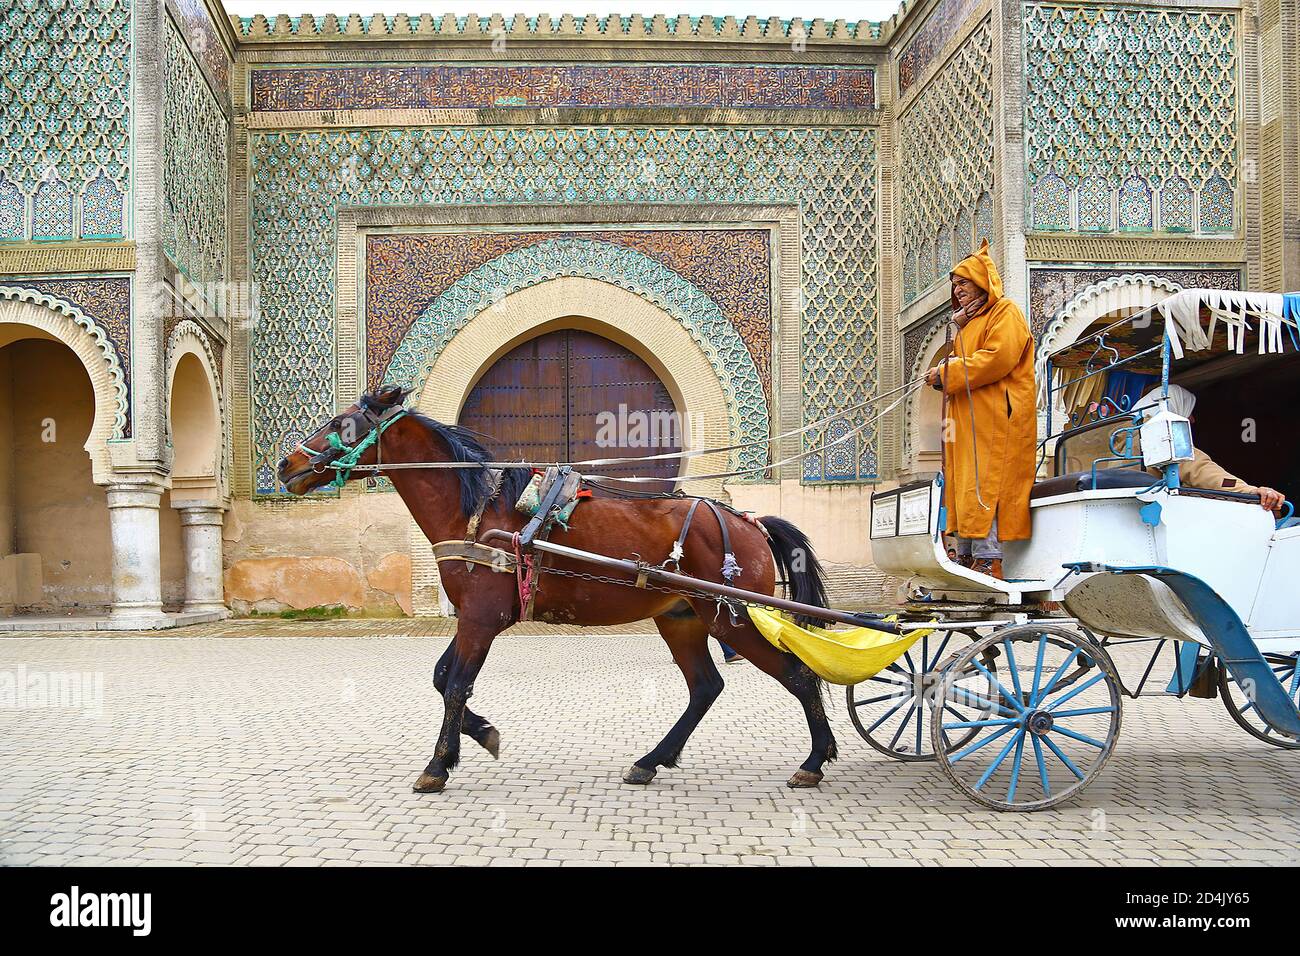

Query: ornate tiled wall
(376, 236), (771, 478)
(173, 0), (231, 113)
(896, 0), (983, 96)
(1023, 3), (1239, 236)
(247, 126), (877, 494)
(898, 15), (995, 305)
(162, 13), (228, 287)
(1027, 266), (1242, 335)
(251, 64), (875, 112)
(366, 230), (772, 393)
(0, 0), (131, 242)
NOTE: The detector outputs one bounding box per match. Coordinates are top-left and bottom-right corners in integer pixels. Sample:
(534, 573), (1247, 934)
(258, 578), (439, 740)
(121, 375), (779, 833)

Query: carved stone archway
(0, 290), (128, 484)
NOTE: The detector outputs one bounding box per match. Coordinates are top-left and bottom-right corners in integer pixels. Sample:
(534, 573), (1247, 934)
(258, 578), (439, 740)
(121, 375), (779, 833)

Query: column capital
(105, 481), (166, 510)
(176, 503), (225, 528)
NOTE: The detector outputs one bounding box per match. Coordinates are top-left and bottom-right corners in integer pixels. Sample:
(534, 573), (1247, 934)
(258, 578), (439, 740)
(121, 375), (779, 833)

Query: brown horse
(278, 385), (838, 794)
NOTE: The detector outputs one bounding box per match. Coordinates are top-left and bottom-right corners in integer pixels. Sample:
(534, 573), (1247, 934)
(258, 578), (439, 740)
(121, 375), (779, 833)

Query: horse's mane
(404, 411), (533, 517)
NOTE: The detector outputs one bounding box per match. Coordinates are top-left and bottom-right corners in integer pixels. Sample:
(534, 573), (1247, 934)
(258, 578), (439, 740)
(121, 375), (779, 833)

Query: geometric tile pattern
(162, 16), (228, 287)
(380, 238), (769, 487)
(0, 0), (131, 241)
(173, 0), (231, 112)
(1024, 3), (1238, 236)
(365, 229), (773, 395)
(248, 126), (878, 491)
(898, 17), (994, 304)
(897, 0), (982, 97)
(1027, 267), (1242, 337)
(251, 64), (876, 112)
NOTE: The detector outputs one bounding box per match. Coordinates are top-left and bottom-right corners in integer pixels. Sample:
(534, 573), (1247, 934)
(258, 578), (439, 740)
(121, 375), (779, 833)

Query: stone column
(176, 504), (227, 614)
(106, 482), (167, 621)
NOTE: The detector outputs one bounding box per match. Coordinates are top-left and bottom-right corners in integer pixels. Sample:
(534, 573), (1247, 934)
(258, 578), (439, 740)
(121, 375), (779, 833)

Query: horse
(278, 384), (839, 794)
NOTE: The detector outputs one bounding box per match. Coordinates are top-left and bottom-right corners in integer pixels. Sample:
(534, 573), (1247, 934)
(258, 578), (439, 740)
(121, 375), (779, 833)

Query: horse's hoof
(787, 769), (823, 788)
(412, 772), (447, 793)
(622, 765), (657, 785)
(481, 728), (501, 760)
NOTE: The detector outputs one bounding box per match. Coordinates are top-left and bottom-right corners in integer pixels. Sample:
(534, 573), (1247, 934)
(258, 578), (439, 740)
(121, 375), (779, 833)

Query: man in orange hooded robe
(924, 241), (1037, 578)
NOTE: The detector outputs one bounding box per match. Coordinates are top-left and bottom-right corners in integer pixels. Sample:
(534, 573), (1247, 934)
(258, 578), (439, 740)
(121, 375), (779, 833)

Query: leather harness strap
(462, 468), (504, 570)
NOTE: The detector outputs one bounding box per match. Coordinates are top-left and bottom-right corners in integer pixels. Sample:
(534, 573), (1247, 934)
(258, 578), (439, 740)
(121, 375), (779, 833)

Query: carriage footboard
(1065, 562), (1300, 738)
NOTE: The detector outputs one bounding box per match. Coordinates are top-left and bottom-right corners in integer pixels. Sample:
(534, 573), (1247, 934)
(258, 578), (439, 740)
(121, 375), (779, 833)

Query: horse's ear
(371, 383), (413, 407)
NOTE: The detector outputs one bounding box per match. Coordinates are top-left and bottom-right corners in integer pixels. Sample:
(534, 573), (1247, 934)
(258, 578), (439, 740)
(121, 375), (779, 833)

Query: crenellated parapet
(230, 12), (886, 44)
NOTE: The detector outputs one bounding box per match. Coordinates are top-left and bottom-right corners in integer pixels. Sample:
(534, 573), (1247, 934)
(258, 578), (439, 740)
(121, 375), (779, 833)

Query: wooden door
(459, 329), (681, 491)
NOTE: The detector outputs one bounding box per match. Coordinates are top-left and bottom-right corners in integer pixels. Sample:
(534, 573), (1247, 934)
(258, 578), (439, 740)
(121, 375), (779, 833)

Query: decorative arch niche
(0, 290), (128, 484)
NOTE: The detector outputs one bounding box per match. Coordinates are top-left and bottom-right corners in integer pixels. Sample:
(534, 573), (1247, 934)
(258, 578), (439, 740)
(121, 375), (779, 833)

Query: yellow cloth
(938, 240), (1038, 541)
(747, 607), (933, 686)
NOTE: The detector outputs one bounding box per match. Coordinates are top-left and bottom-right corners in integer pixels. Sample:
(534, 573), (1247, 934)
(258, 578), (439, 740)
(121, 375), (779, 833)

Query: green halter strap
(304, 407), (407, 489)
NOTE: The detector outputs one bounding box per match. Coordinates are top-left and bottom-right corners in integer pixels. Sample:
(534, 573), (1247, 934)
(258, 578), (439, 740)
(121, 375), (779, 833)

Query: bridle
(297, 393), (409, 489)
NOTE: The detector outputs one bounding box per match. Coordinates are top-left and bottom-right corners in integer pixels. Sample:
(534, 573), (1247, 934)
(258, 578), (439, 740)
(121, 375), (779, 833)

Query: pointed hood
(950, 239), (1003, 312)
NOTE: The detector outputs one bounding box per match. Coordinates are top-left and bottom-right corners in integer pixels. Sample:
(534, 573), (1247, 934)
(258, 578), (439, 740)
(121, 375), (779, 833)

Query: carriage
(845, 288), (1300, 809)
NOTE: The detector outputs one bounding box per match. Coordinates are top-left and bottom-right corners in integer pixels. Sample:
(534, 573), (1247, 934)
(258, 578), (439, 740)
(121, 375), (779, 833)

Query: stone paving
(1, 623), (1298, 866)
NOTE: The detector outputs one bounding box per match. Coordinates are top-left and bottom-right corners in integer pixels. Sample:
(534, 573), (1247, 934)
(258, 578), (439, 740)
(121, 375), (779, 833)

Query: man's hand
(925, 363), (946, 389)
(1257, 486), (1286, 515)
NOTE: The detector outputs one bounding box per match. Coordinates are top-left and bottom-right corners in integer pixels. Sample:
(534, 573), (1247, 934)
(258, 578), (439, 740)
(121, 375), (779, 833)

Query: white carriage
(850, 289), (1300, 809)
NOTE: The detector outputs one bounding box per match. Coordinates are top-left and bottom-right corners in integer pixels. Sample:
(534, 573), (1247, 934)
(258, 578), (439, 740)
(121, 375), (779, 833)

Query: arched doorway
(0, 331), (112, 612)
(458, 327), (682, 489)
(162, 341), (227, 616)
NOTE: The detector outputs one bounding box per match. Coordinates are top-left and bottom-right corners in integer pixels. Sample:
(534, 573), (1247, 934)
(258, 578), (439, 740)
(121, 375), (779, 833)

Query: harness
(298, 401), (409, 489)
(662, 496), (747, 624)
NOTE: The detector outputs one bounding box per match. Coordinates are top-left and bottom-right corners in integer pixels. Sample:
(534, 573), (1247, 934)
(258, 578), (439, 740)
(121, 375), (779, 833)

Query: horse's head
(277, 383), (412, 495)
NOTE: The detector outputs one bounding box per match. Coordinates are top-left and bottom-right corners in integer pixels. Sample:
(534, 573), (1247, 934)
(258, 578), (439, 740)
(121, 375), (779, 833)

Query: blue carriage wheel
(845, 629), (990, 762)
(1218, 652), (1300, 750)
(930, 623), (1123, 812)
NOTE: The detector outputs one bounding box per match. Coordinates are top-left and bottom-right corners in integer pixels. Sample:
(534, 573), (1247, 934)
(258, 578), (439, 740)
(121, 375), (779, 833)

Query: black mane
(405, 411), (532, 517)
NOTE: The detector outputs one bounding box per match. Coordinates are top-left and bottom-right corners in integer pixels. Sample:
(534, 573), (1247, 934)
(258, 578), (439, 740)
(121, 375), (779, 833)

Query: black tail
(760, 516), (829, 628)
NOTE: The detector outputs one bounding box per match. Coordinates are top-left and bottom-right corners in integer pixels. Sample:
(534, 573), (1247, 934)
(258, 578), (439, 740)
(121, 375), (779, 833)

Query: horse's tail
(759, 516), (829, 628)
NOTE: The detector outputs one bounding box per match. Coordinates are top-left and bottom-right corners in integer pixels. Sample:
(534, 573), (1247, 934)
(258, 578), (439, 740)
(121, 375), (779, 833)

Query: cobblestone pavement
(1, 626), (1297, 866)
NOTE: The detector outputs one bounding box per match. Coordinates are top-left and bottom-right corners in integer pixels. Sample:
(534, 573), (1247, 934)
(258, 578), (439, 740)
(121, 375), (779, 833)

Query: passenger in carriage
(1069, 383), (1287, 516)
(924, 240), (1037, 580)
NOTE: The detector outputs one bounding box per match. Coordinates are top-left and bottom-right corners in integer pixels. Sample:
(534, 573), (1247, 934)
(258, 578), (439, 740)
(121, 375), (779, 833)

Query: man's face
(952, 276), (982, 309)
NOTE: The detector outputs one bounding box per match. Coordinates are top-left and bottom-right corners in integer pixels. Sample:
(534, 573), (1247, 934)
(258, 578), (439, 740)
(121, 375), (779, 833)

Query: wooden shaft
(482, 530), (901, 633)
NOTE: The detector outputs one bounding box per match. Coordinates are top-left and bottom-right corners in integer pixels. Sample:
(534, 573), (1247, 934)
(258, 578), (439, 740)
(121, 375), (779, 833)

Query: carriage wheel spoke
(1033, 646), (1083, 707)
(1032, 735), (1051, 797)
(975, 729), (1024, 791)
(1003, 639), (1024, 701)
(888, 701), (920, 752)
(867, 696), (909, 733)
(943, 684), (1017, 717)
(943, 703), (975, 724)
(1051, 706), (1117, 718)
(854, 691), (908, 708)
(949, 724), (1015, 763)
(867, 674), (913, 690)
(942, 717), (1020, 729)
(925, 634), (952, 671)
(1051, 725), (1108, 749)
(1030, 634), (1048, 704)
(1042, 733), (1087, 780)
(971, 660), (1026, 715)
(1007, 732), (1027, 802)
(1045, 672), (1108, 713)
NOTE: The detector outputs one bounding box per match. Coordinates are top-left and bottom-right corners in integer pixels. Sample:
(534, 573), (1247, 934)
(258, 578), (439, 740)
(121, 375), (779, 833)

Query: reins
(306, 376), (925, 487)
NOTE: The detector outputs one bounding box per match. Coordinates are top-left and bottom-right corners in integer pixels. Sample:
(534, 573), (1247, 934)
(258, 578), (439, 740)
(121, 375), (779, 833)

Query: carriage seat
(1030, 468), (1153, 500)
